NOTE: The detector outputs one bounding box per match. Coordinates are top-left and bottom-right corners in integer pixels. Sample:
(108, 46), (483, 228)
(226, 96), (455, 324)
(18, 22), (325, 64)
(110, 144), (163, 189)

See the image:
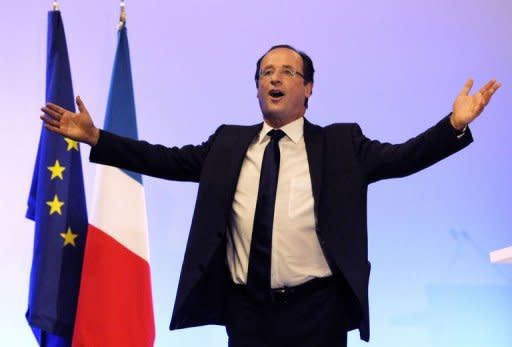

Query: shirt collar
(257, 117), (304, 144)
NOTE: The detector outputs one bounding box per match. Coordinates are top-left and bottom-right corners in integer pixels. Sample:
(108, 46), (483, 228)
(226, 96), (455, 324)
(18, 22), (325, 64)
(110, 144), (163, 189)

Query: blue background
(1, 0), (510, 346)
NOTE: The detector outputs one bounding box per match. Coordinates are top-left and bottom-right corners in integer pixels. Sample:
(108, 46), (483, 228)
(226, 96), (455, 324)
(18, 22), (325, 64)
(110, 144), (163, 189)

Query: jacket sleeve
(89, 126), (223, 183)
(353, 115), (473, 183)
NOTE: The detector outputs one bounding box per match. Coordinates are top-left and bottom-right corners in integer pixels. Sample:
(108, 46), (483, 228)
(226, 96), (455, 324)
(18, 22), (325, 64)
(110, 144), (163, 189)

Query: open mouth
(269, 90), (285, 98)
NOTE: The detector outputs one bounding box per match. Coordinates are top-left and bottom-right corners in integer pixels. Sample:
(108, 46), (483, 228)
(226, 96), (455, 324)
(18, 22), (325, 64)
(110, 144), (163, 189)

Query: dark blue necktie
(246, 129), (286, 302)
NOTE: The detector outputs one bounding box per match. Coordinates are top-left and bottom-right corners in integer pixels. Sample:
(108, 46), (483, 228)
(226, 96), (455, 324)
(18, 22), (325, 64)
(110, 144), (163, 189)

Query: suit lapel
(224, 123), (262, 202)
(303, 118), (323, 210)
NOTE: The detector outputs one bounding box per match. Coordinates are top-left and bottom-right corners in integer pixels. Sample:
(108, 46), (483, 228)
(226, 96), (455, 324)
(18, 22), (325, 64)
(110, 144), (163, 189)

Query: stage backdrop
(1, 0), (510, 346)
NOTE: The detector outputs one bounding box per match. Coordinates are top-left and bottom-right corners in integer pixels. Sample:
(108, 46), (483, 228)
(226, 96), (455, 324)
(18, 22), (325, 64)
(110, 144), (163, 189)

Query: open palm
(451, 79), (501, 130)
(41, 96), (99, 145)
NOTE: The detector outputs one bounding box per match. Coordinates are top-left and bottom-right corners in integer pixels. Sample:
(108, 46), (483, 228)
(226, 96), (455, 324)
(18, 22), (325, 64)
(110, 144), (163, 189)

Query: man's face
(257, 48), (313, 125)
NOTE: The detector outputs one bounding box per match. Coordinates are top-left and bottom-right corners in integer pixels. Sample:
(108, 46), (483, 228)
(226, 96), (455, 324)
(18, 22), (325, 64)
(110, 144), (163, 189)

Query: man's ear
(255, 80), (260, 98)
(305, 82), (313, 98)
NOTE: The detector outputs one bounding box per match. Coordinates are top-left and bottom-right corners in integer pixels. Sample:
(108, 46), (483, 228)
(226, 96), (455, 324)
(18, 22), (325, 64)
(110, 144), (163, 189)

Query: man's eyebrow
(261, 64), (296, 70)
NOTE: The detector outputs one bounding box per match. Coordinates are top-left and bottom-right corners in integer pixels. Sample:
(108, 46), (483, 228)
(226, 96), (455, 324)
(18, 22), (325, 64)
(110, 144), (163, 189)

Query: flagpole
(53, 1), (59, 11)
(118, 0), (126, 30)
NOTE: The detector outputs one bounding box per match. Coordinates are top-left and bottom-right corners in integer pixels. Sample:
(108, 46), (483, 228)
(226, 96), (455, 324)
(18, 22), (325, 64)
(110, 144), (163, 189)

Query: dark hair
(255, 44), (315, 108)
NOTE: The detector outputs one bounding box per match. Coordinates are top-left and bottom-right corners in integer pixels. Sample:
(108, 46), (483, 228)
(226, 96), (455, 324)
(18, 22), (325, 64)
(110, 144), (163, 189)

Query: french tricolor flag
(72, 24), (155, 347)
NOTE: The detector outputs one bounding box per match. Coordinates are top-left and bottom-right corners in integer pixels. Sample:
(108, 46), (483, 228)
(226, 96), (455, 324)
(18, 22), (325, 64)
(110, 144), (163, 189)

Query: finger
(40, 114), (61, 128)
(479, 79), (496, 95)
(482, 81), (502, 104)
(76, 95), (88, 114)
(44, 123), (66, 136)
(46, 102), (69, 115)
(41, 106), (62, 120)
(459, 78), (474, 96)
(489, 81), (502, 95)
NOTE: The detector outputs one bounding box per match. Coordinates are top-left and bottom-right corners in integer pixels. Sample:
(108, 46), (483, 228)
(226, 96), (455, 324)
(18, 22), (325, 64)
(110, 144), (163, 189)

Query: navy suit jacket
(90, 115), (472, 341)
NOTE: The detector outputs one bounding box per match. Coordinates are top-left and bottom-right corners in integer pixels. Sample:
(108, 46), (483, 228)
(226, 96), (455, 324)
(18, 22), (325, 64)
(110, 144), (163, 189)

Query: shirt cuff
(454, 125), (468, 139)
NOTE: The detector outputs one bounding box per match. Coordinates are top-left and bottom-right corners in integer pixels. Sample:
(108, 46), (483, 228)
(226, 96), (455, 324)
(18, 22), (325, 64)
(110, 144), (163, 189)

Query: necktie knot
(268, 129), (286, 142)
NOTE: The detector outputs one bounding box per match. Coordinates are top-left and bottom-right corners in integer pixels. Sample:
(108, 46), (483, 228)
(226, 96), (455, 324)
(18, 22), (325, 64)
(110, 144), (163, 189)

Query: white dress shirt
(227, 117), (332, 288)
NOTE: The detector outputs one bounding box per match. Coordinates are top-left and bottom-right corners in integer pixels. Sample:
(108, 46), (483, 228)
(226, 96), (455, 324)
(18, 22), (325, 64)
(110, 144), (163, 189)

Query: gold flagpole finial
(53, 1), (59, 11)
(118, 1), (126, 30)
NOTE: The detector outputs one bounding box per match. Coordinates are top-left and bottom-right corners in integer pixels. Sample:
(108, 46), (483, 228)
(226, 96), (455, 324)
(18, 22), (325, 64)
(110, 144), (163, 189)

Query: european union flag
(26, 10), (88, 347)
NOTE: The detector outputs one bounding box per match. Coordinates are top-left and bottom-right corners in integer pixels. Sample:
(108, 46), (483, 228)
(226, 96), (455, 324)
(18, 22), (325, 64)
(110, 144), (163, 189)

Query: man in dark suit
(41, 45), (500, 347)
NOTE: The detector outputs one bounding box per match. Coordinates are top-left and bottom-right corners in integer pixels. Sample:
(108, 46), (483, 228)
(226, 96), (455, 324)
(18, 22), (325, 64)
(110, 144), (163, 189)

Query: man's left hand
(451, 78), (501, 130)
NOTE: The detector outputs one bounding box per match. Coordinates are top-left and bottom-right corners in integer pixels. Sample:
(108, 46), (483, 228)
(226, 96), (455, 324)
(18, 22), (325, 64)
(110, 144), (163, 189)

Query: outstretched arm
(40, 96), (100, 146)
(357, 78), (501, 182)
(41, 95), (219, 182)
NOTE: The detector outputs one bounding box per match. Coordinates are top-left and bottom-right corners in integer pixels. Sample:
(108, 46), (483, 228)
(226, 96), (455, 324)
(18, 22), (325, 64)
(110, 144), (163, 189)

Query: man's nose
(270, 78), (282, 86)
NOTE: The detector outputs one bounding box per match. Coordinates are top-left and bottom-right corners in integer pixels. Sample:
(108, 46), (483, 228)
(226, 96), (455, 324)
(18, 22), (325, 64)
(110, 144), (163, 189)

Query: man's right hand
(40, 95), (100, 146)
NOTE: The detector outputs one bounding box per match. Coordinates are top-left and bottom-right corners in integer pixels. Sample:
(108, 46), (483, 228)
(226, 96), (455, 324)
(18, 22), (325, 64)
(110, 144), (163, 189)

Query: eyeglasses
(259, 67), (305, 80)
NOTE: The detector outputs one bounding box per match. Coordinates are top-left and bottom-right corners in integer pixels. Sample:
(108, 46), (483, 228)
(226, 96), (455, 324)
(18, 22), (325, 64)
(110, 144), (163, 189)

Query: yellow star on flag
(46, 194), (64, 215)
(47, 159), (66, 180)
(64, 137), (79, 151)
(60, 227), (78, 247)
